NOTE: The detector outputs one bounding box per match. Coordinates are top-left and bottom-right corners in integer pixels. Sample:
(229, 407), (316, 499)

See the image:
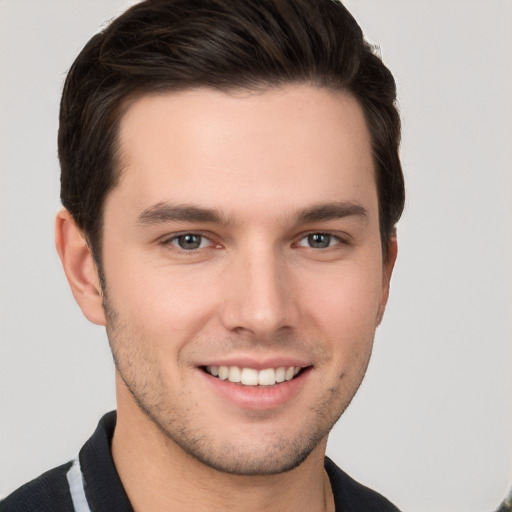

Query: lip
(199, 356), (311, 370)
(197, 364), (312, 411)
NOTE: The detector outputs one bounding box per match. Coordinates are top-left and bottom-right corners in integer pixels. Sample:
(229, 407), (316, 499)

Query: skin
(56, 85), (397, 512)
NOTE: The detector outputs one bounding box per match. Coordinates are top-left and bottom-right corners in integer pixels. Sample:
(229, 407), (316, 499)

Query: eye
(168, 233), (211, 250)
(297, 233), (340, 249)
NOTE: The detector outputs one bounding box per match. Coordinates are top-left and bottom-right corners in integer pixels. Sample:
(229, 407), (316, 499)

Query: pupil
(179, 234), (201, 249)
(309, 233), (330, 248)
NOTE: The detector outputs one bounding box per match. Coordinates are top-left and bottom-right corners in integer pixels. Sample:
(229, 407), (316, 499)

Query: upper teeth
(206, 365), (302, 386)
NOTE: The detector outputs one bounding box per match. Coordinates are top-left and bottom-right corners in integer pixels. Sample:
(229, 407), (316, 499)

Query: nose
(219, 245), (300, 338)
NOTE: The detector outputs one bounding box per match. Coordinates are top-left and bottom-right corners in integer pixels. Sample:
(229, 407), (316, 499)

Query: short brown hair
(59, 0), (404, 263)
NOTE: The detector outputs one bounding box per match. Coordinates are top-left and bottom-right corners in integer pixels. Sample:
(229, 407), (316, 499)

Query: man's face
(99, 85), (394, 475)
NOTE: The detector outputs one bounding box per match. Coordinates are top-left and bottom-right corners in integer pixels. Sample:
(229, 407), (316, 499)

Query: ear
(377, 236), (398, 326)
(55, 209), (106, 326)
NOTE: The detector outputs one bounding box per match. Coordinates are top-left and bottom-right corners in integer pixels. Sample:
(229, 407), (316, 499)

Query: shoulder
(325, 457), (401, 512)
(0, 461), (74, 512)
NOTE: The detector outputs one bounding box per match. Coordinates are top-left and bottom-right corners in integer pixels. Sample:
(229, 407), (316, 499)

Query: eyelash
(161, 233), (217, 252)
(161, 231), (349, 252)
(295, 232), (347, 249)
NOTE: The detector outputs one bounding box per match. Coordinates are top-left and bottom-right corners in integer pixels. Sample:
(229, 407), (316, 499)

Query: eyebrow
(295, 202), (369, 225)
(136, 202), (229, 226)
(136, 200), (369, 227)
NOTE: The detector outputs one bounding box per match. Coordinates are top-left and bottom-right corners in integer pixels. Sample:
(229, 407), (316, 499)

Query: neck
(112, 390), (334, 512)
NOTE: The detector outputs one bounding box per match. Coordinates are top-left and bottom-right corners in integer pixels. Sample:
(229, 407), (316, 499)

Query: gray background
(1, 1), (511, 510)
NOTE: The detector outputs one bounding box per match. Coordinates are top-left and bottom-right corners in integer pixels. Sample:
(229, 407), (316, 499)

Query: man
(1, 0), (404, 510)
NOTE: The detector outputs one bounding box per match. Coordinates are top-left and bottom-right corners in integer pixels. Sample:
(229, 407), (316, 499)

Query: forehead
(110, 85), (376, 221)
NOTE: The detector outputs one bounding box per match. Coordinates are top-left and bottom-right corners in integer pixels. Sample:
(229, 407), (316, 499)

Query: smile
(204, 365), (304, 386)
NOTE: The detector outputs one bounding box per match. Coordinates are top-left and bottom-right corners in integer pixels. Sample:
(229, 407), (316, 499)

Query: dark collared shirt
(1, 411), (401, 511)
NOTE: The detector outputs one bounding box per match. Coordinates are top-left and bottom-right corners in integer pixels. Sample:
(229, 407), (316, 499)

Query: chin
(171, 431), (324, 476)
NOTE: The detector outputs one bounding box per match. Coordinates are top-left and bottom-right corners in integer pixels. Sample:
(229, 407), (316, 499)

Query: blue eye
(170, 234), (208, 250)
(298, 233), (338, 249)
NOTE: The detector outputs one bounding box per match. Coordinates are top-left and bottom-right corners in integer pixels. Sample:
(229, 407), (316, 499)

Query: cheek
(104, 253), (220, 342)
(301, 262), (383, 345)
